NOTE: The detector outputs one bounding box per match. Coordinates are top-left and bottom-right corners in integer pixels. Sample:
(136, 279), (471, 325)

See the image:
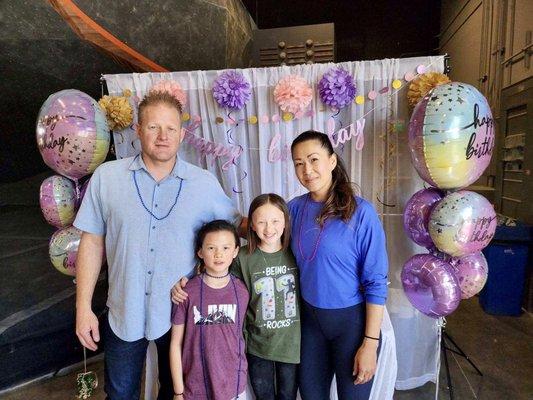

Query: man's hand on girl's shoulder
(171, 276), (189, 304)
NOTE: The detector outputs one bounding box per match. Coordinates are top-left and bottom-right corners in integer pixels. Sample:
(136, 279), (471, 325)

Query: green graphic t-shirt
(232, 245), (300, 364)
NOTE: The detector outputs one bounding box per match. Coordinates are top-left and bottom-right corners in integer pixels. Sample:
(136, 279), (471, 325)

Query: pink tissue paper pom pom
(149, 80), (187, 107)
(274, 75), (313, 114)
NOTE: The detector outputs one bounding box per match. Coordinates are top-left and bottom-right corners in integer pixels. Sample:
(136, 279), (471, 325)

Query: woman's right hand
(171, 276), (189, 304)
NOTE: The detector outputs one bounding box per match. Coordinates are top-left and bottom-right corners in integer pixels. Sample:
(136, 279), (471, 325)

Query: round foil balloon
(77, 179), (90, 208)
(429, 191), (496, 257)
(408, 82), (494, 189)
(39, 175), (78, 228)
(36, 89), (110, 180)
(401, 253), (461, 318)
(451, 252), (488, 299)
(49, 226), (82, 276)
(403, 187), (445, 248)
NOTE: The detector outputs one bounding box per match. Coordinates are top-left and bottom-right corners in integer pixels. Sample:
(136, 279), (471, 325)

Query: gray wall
(439, 0), (533, 215)
(75, 0), (255, 71)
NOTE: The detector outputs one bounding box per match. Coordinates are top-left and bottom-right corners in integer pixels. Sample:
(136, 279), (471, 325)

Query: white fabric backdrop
(104, 55), (445, 398)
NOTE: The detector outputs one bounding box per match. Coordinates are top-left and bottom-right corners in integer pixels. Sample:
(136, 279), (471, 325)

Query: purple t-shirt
(172, 275), (249, 400)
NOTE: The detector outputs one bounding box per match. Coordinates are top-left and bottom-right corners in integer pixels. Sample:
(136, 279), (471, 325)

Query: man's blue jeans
(103, 313), (173, 400)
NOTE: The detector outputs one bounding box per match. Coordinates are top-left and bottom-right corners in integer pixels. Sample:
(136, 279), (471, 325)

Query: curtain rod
(99, 54), (451, 90)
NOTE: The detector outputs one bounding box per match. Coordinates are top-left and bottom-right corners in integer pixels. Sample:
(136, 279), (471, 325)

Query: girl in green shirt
(232, 193), (301, 400)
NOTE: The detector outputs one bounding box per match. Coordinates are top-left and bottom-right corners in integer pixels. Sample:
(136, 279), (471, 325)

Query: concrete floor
(1, 359), (107, 400)
(2, 298), (531, 400)
(396, 299), (533, 400)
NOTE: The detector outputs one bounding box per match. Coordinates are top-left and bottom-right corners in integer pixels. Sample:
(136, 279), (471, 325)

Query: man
(74, 91), (242, 399)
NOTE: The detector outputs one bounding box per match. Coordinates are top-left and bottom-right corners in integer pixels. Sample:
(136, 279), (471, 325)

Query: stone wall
(0, 0), (254, 182)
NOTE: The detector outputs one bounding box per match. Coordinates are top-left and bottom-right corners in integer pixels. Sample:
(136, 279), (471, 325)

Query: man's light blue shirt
(74, 155), (240, 341)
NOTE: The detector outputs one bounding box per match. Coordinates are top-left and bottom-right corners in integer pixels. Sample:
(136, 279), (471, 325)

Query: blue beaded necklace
(132, 162), (183, 221)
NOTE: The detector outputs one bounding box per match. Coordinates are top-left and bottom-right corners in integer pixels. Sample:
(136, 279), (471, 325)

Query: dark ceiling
(242, 0), (441, 61)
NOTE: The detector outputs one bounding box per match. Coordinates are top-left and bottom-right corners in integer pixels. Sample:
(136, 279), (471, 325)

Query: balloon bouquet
(36, 89), (110, 277)
(402, 82), (496, 318)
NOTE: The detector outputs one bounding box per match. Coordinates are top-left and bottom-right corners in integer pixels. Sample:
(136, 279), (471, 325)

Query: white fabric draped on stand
(104, 55), (445, 399)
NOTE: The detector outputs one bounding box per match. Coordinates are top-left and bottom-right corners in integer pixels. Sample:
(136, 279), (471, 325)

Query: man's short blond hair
(138, 91), (183, 124)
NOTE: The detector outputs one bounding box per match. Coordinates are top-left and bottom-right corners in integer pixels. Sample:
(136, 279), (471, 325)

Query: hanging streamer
(232, 170), (248, 194)
(226, 111), (236, 144)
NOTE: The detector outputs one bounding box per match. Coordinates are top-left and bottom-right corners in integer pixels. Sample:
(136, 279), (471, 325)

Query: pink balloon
(402, 254), (461, 318)
(451, 253), (488, 299)
(36, 89), (110, 180)
(39, 175), (77, 228)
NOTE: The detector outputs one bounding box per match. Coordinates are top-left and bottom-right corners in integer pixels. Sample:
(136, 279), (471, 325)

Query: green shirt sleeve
(231, 251), (244, 280)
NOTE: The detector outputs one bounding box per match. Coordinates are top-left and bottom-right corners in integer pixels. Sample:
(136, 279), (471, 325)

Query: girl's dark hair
(291, 130), (356, 225)
(247, 193), (291, 254)
(194, 219), (239, 274)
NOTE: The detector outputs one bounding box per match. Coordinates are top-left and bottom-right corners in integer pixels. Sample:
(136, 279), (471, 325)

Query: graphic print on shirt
(253, 265), (298, 328)
(276, 274), (297, 318)
(193, 304), (236, 325)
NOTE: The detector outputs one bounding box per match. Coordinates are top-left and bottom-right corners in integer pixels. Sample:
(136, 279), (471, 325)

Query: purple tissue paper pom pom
(318, 67), (356, 109)
(212, 71), (251, 110)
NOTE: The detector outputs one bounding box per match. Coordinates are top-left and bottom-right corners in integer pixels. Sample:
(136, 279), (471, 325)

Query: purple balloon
(36, 89), (110, 180)
(403, 188), (445, 248)
(77, 179), (90, 208)
(401, 254), (461, 318)
(429, 190), (497, 257)
(451, 252), (488, 299)
(39, 175), (77, 228)
(408, 82), (494, 189)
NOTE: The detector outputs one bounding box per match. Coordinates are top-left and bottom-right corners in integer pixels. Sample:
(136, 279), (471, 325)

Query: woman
(289, 130), (388, 400)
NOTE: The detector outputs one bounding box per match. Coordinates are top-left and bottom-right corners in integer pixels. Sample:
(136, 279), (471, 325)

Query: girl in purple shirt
(170, 220), (249, 400)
